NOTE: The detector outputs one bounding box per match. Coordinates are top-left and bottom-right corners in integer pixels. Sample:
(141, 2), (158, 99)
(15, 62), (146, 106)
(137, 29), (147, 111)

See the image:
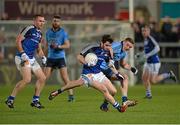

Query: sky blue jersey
(144, 36), (160, 63)
(101, 41), (127, 77)
(80, 43), (111, 74)
(46, 28), (69, 59)
(16, 25), (42, 59)
(112, 41), (127, 61)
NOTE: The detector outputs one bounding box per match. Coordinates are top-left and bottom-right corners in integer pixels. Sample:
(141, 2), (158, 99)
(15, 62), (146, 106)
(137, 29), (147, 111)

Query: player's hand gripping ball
(85, 53), (98, 67)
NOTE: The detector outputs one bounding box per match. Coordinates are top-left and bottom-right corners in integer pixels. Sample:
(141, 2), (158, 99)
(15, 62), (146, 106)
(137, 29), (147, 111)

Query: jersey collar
(51, 27), (61, 32)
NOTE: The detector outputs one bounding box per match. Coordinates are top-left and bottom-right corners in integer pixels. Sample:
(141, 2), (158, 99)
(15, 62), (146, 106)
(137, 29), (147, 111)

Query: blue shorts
(46, 58), (66, 69)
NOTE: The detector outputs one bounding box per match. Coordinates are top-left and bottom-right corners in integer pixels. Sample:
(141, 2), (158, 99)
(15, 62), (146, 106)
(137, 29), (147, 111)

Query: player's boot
(123, 99), (138, 107)
(5, 99), (14, 108)
(30, 100), (44, 109)
(48, 90), (59, 100)
(117, 104), (128, 112)
(169, 71), (177, 82)
(144, 95), (152, 99)
(100, 102), (109, 112)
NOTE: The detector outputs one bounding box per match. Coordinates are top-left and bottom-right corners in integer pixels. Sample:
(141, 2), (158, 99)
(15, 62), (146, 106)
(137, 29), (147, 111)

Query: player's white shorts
(143, 62), (161, 75)
(81, 72), (108, 87)
(15, 56), (41, 72)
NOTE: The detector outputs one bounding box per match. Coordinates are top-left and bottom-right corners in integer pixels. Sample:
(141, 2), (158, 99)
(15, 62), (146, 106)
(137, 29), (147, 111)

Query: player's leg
(150, 63), (177, 83)
(49, 78), (84, 100)
(31, 61), (46, 109)
(44, 67), (53, 80)
(142, 63), (152, 99)
(100, 69), (118, 111)
(56, 58), (74, 102)
(99, 78), (117, 112)
(59, 66), (74, 102)
(5, 56), (32, 108)
(91, 80), (127, 112)
(104, 78), (117, 96)
(109, 71), (137, 107)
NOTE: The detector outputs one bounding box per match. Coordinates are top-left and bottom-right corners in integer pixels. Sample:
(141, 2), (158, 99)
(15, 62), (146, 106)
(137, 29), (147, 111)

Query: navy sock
(113, 101), (120, 109)
(8, 96), (15, 101)
(122, 96), (128, 103)
(32, 95), (39, 102)
(146, 89), (152, 97)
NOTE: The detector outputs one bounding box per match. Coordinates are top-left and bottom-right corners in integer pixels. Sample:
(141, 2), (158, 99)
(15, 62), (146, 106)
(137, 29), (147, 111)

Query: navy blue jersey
(80, 43), (111, 74)
(144, 36), (160, 63)
(16, 25), (42, 59)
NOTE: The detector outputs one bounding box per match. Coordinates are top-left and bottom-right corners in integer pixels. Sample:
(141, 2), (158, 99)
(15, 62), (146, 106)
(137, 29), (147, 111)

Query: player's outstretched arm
(120, 59), (138, 75)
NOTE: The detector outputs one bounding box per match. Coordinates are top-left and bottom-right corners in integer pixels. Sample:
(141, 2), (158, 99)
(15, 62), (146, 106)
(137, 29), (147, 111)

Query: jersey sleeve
(80, 44), (93, 57)
(20, 25), (34, 37)
(146, 36), (160, 58)
(45, 30), (49, 43)
(63, 31), (69, 42)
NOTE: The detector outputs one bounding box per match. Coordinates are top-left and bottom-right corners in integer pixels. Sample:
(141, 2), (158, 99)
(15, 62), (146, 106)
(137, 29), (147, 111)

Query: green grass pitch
(0, 84), (180, 124)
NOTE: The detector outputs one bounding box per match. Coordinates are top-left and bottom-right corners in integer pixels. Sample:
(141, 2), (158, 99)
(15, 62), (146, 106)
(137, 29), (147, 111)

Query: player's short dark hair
(53, 15), (61, 19)
(124, 37), (134, 44)
(101, 34), (113, 43)
(142, 25), (150, 30)
(33, 14), (44, 19)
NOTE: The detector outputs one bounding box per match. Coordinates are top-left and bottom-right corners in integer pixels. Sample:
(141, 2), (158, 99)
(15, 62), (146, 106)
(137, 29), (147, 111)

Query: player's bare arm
(77, 54), (86, 64)
(120, 59), (131, 70)
(120, 59), (138, 74)
(37, 43), (45, 57)
(58, 40), (70, 49)
(16, 34), (24, 53)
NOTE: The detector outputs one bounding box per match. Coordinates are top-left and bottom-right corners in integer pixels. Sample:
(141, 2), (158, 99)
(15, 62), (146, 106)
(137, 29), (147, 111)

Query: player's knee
(111, 88), (117, 96)
(78, 82), (84, 86)
(23, 77), (31, 84)
(142, 75), (147, 82)
(39, 75), (46, 83)
(101, 86), (108, 94)
(151, 78), (157, 84)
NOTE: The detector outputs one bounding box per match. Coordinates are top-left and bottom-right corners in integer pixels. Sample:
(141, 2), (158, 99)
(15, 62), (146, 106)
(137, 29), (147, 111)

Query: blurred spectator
(174, 18), (180, 40)
(131, 22), (143, 42)
(0, 51), (4, 63)
(160, 16), (173, 58)
(15, 16), (22, 20)
(160, 16), (173, 42)
(1, 12), (10, 20)
(136, 17), (146, 30)
(149, 16), (161, 42)
(0, 27), (6, 43)
(131, 17), (146, 43)
(170, 26), (179, 42)
(168, 25), (179, 58)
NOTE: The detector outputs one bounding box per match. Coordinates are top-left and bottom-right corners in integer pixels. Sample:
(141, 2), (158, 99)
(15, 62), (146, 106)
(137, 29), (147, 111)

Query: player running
(141, 25), (177, 99)
(48, 34), (128, 112)
(100, 37), (138, 112)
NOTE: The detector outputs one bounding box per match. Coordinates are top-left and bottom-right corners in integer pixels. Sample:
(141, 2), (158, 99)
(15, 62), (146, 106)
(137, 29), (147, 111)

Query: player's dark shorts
(101, 61), (120, 79)
(46, 58), (66, 69)
(114, 61), (120, 69)
(102, 68), (114, 79)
